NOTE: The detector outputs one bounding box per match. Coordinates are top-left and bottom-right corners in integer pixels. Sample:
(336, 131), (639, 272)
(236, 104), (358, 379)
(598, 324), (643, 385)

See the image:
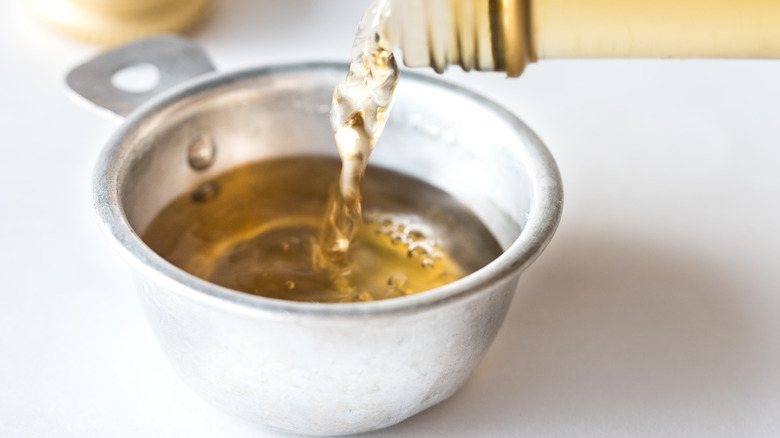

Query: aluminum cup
(68, 36), (563, 436)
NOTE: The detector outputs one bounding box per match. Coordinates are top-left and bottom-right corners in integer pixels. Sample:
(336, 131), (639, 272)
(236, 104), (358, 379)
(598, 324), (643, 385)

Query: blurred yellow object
(31, 0), (213, 45)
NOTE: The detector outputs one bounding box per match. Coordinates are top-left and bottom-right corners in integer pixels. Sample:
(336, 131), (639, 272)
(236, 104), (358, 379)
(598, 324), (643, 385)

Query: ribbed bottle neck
(387, 0), (780, 77)
(388, 0), (533, 77)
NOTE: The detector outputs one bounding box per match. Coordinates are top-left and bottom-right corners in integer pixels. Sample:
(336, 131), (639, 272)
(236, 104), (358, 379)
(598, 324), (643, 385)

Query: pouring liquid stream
(316, 0), (398, 275)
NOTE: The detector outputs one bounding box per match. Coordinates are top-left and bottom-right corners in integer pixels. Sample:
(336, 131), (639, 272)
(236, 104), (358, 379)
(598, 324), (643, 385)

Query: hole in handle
(110, 62), (161, 93)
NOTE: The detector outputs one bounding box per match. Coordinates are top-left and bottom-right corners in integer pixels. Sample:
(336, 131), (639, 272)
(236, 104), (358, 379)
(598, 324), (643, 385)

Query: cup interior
(100, 64), (560, 310)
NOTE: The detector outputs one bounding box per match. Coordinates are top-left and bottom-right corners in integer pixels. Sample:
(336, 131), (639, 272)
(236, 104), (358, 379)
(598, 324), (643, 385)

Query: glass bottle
(388, 0), (780, 77)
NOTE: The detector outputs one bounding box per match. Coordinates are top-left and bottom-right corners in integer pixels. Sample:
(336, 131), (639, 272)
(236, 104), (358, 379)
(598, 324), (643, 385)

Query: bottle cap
(31, 0), (213, 45)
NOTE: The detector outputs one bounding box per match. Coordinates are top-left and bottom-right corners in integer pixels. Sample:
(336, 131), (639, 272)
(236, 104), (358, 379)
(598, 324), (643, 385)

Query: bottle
(387, 0), (780, 77)
(31, 0), (213, 45)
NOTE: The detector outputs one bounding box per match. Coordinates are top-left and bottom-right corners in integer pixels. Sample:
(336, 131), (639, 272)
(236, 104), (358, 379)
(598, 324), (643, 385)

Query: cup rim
(93, 62), (563, 319)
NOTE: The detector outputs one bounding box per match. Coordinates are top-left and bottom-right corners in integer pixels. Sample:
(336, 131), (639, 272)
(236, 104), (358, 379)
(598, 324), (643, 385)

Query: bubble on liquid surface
(387, 273), (408, 288)
(390, 232), (407, 245)
(407, 241), (432, 258)
(406, 228), (426, 241)
(386, 274), (410, 295)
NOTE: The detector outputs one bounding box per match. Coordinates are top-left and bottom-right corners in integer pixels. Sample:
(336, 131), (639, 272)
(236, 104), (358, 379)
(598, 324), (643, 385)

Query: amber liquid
(142, 158), (502, 303)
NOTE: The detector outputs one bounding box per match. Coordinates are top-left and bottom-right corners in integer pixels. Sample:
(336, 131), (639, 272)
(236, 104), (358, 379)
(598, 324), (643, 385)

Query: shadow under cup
(94, 64), (562, 435)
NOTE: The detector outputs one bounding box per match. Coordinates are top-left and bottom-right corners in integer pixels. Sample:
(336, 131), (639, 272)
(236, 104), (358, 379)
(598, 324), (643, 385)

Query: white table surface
(3, 1), (780, 436)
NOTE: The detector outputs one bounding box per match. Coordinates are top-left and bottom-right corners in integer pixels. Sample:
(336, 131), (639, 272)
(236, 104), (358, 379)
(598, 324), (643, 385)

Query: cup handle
(66, 35), (216, 119)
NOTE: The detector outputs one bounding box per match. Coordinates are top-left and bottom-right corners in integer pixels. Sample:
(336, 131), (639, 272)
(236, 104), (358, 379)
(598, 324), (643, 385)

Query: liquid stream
(317, 0), (399, 272)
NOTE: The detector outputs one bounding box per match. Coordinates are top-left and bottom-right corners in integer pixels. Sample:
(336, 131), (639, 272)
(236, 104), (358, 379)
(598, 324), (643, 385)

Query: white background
(2, 0), (780, 436)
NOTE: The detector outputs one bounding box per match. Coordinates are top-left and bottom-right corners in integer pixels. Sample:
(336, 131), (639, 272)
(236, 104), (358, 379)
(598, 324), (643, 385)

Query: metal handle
(66, 35), (215, 118)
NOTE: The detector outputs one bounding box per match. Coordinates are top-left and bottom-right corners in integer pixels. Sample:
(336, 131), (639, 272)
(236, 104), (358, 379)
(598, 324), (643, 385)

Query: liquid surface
(142, 158), (502, 303)
(318, 0), (399, 270)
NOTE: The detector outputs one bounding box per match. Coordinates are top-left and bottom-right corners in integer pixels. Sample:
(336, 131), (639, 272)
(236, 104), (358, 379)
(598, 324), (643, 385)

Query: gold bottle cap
(31, 0), (213, 45)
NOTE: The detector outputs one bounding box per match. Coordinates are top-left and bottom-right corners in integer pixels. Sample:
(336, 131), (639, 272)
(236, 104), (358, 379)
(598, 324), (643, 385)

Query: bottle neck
(390, 0), (780, 77)
(388, 0), (534, 77)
